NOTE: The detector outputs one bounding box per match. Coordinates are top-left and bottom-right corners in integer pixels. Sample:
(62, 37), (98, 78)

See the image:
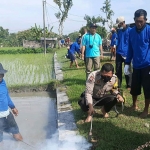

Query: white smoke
(39, 131), (92, 150)
(2, 130), (92, 150)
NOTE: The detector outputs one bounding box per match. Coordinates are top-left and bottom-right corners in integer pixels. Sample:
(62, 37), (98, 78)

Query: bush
(0, 47), (55, 54)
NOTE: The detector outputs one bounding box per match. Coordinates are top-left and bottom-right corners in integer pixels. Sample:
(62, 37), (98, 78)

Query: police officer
(78, 63), (124, 122)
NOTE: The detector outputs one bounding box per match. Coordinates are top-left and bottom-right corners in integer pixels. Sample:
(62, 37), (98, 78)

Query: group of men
(1, 8), (150, 144)
(78, 9), (150, 122)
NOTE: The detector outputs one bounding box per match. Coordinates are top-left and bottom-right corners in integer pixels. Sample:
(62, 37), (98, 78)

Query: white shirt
(0, 109), (10, 118)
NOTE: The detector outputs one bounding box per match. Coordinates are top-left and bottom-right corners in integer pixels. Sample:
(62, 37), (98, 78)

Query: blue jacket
(110, 32), (117, 46)
(116, 26), (131, 57)
(0, 79), (15, 111)
(69, 42), (80, 54)
(126, 24), (150, 69)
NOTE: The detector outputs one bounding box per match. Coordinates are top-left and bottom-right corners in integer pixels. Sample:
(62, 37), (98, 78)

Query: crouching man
(0, 63), (23, 143)
(78, 63), (124, 122)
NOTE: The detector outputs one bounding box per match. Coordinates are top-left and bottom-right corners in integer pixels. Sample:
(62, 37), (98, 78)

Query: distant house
(23, 37), (57, 48)
(40, 37), (57, 48)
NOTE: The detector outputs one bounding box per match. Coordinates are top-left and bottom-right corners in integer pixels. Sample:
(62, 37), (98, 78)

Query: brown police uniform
(79, 70), (120, 112)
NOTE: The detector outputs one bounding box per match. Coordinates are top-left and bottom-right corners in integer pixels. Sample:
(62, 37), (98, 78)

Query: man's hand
(88, 104), (95, 116)
(116, 95), (124, 103)
(12, 108), (19, 116)
(100, 55), (104, 60)
(124, 65), (130, 75)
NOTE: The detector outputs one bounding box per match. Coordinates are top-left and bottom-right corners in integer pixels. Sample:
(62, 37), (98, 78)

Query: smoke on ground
(1, 130), (92, 150)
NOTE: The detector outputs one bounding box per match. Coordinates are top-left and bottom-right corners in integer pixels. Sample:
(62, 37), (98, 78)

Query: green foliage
(84, 15), (103, 27)
(0, 24), (58, 47)
(54, 0), (73, 37)
(68, 31), (79, 42)
(79, 25), (107, 39)
(79, 26), (87, 35)
(96, 26), (107, 39)
(83, 14), (107, 38)
(100, 0), (114, 29)
(0, 47), (54, 54)
(0, 26), (11, 46)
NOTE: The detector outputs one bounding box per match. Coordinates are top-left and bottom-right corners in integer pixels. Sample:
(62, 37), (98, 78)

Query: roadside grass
(0, 52), (55, 88)
(56, 48), (150, 150)
(0, 47), (23, 50)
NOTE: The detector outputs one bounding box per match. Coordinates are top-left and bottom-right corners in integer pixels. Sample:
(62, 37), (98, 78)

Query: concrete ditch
(54, 52), (77, 140)
(54, 52), (92, 150)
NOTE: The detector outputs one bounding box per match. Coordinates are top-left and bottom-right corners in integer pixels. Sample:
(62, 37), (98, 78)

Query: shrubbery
(0, 47), (54, 54)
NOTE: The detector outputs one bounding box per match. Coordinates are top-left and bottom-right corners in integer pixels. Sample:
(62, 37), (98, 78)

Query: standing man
(115, 16), (132, 90)
(82, 23), (103, 79)
(0, 63), (23, 142)
(124, 9), (150, 118)
(110, 28), (117, 61)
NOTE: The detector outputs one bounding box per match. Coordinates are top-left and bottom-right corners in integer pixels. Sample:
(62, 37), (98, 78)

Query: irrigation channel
(1, 53), (93, 150)
(2, 91), (57, 150)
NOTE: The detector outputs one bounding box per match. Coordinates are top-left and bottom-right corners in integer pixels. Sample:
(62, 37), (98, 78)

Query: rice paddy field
(0, 53), (54, 88)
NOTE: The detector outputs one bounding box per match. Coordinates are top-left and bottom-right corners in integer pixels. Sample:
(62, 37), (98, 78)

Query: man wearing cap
(110, 28), (117, 61)
(0, 63), (23, 142)
(124, 9), (150, 118)
(115, 16), (132, 90)
(82, 23), (103, 79)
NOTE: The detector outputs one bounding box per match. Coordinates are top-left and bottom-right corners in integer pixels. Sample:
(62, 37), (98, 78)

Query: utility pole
(43, 0), (46, 55)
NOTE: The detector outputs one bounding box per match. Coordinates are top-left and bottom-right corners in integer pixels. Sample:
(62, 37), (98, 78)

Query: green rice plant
(0, 53), (54, 87)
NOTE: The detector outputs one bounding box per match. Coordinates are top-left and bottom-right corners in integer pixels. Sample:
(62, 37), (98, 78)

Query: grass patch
(56, 48), (150, 150)
(0, 47), (23, 50)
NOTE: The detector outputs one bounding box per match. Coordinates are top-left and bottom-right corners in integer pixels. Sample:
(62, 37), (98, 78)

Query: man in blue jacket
(124, 9), (150, 118)
(0, 63), (23, 142)
(68, 38), (81, 68)
(110, 28), (117, 61)
(115, 16), (132, 90)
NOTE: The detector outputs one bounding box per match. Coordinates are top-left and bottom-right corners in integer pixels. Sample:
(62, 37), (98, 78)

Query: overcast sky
(1, 0), (150, 35)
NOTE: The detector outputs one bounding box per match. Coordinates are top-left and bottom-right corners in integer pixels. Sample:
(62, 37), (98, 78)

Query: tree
(31, 24), (43, 41)
(82, 15), (107, 39)
(53, 0), (73, 38)
(7, 33), (19, 47)
(79, 26), (88, 35)
(0, 26), (9, 46)
(84, 15), (102, 27)
(100, 0), (114, 29)
(68, 31), (79, 42)
(79, 26), (107, 39)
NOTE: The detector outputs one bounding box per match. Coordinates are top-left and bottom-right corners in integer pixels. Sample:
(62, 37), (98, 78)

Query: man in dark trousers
(115, 16), (132, 90)
(78, 63), (124, 122)
(124, 9), (150, 118)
